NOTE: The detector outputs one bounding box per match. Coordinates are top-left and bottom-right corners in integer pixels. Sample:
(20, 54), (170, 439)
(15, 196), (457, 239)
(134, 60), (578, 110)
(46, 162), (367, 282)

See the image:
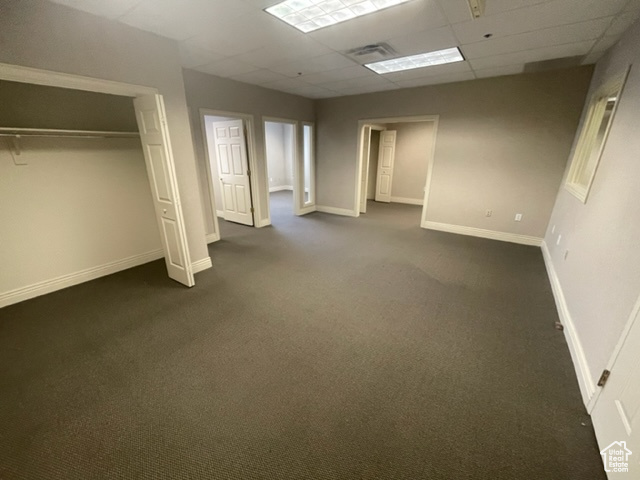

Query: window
(564, 70), (629, 203)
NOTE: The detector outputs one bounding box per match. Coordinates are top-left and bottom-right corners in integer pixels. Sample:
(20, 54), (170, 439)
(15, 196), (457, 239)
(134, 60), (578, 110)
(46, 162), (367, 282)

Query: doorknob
(163, 209), (167, 214)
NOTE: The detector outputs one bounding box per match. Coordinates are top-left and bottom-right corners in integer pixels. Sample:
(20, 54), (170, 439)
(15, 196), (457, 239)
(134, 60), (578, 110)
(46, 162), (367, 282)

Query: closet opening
(0, 73), (194, 308)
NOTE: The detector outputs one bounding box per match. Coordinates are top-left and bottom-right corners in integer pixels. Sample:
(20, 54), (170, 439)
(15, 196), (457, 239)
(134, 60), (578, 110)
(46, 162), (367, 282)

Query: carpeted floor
(0, 191), (605, 479)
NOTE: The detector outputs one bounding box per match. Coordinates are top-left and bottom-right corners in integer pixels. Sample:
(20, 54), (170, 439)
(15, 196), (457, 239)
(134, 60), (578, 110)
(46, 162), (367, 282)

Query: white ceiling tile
(382, 61), (472, 82)
(269, 52), (356, 77)
(308, 0), (448, 50)
(48, 0), (142, 20)
(118, 0), (252, 41)
(393, 71), (475, 88)
(235, 38), (332, 68)
(179, 44), (226, 69)
(230, 69), (288, 85)
(387, 26), (460, 56)
(484, 0), (552, 16)
(605, 10), (640, 36)
(194, 59), (260, 77)
(299, 65), (373, 84)
(461, 18), (612, 59)
(319, 74), (394, 91)
(473, 64), (525, 78)
(433, 0), (473, 24)
(453, 0), (629, 45)
(336, 84), (401, 96)
(262, 77), (312, 90)
(468, 40), (594, 70)
(284, 85), (337, 98)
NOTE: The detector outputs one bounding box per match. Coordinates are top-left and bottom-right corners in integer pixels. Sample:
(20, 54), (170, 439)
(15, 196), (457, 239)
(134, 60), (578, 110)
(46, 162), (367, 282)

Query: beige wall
(544, 19), (640, 392)
(387, 122), (433, 202)
(0, 0), (208, 265)
(182, 69), (315, 235)
(0, 137), (160, 298)
(316, 67), (593, 238)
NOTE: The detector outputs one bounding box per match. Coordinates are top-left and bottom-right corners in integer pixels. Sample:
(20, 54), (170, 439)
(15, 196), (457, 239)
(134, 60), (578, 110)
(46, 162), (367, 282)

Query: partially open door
(375, 130), (397, 203)
(296, 123), (316, 216)
(133, 94), (194, 287)
(212, 120), (254, 226)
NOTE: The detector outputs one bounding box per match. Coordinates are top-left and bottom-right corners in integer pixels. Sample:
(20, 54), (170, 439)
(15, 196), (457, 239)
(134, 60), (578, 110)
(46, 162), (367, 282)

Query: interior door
(592, 302), (640, 478)
(212, 120), (254, 226)
(375, 130), (397, 203)
(133, 94), (194, 287)
(297, 123), (316, 216)
(359, 126), (372, 213)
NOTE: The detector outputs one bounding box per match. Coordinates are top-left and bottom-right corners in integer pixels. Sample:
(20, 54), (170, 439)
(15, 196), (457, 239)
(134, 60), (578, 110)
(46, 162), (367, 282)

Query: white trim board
(192, 257), (213, 274)
(0, 249), (164, 309)
(206, 233), (220, 244)
(423, 221), (543, 247)
(216, 210), (225, 218)
(541, 241), (595, 408)
(269, 185), (293, 192)
(315, 205), (359, 217)
(391, 196), (423, 206)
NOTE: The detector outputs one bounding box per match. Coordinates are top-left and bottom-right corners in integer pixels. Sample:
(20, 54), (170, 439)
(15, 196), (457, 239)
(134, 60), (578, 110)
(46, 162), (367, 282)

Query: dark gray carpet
(0, 191), (605, 479)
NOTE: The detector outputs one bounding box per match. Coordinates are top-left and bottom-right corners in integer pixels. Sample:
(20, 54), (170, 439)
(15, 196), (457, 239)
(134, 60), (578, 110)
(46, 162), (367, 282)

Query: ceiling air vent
(343, 43), (398, 65)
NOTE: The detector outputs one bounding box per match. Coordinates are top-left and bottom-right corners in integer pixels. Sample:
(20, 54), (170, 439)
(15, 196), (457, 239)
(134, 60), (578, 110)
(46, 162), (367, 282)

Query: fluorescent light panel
(365, 47), (465, 74)
(265, 0), (413, 33)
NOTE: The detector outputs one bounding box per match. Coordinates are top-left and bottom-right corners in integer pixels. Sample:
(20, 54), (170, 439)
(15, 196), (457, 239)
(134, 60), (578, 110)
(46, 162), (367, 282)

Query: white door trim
(299, 121), (317, 215)
(262, 116), (299, 221)
(355, 115), (439, 223)
(0, 62), (158, 96)
(199, 109), (261, 234)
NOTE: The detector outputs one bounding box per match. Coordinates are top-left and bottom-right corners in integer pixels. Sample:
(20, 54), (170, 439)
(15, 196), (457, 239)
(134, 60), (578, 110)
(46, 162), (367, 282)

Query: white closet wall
(265, 122), (294, 192)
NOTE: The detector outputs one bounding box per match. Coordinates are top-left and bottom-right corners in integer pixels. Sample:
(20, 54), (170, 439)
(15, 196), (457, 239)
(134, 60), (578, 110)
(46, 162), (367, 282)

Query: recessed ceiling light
(265, 0), (413, 33)
(365, 47), (465, 74)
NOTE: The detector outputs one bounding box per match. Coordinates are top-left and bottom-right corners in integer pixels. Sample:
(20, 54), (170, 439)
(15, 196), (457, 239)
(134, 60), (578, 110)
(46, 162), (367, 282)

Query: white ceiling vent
(343, 43), (398, 65)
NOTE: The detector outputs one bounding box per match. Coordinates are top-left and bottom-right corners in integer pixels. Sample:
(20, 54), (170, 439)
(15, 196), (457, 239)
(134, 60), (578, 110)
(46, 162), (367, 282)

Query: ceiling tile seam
(581, 16), (619, 58)
(461, 38), (596, 63)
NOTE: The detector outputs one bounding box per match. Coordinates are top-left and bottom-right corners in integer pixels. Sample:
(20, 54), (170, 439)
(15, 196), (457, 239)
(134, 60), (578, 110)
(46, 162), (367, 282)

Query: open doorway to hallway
(264, 119), (295, 224)
(357, 115), (439, 227)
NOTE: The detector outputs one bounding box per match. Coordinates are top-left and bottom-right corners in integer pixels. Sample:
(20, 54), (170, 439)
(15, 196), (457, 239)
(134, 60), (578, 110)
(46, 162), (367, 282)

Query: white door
(133, 94), (194, 287)
(212, 120), (254, 226)
(298, 123), (316, 216)
(359, 126), (372, 213)
(375, 130), (397, 203)
(592, 300), (640, 478)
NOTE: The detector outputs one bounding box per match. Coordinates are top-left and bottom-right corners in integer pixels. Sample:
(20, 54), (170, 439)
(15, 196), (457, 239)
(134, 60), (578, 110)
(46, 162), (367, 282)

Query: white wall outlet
(515, 213), (522, 221)
(486, 210), (492, 217)
(556, 234), (562, 245)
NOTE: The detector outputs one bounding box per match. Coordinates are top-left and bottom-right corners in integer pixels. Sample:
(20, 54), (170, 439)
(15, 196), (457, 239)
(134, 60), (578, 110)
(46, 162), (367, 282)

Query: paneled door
(133, 94), (194, 287)
(375, 130), (397, 203)
(592, 299), (640, 478)
(212, 120), (254, 226)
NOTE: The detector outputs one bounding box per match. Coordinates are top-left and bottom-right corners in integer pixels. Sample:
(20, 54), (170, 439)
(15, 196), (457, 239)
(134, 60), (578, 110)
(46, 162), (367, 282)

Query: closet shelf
(0, 127), (140, 138)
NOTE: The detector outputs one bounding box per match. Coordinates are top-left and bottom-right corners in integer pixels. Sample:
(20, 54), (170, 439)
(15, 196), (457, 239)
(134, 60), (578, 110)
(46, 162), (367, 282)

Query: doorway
(356, 115), (439, 227)
(264, 119), (295, 222)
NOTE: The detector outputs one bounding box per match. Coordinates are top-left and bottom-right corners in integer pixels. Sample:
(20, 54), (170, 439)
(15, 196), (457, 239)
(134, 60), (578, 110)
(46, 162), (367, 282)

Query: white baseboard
(0, 249), (164, 309)
(391, 196), (423, 206)
(192, 257), (213, 274)
(423, 221), (543, 247)
(216, 210), (224, 218)
(541, 241), (595, 408)
(269, 185), (293, 192)
(206, 233), (220, 244)
(316, 205), (359, 217)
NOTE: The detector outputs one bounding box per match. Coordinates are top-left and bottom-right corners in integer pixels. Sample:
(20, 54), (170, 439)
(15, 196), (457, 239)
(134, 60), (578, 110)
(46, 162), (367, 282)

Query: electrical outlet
(556, 234), (562, 246)
(515, 213), (522, 222)
(485, 210), (492, 217)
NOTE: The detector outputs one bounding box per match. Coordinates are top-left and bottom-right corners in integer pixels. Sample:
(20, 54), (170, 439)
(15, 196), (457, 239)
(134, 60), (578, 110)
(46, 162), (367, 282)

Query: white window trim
(564, 68), (630, 203)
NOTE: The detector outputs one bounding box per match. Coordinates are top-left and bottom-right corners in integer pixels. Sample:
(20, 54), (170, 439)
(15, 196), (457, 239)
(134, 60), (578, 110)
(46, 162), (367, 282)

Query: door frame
(300, 121), (317, 215)
(199, 108), (259, 240)
(359, 124), (385, 214)
(0, 61), (197, 285)
(355, 115), (439, 225)
(262, 116), (300, 221)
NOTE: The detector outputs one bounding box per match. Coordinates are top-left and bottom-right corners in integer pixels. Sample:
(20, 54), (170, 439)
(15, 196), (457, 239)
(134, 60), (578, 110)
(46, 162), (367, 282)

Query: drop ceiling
(48, 0), (640, 99)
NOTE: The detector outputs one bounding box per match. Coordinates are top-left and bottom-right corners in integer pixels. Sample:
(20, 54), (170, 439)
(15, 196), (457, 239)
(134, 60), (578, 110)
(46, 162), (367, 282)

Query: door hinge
(247, 169), (251, 176)
(250, 207), (254, 213)
(597, 369), (611, 387)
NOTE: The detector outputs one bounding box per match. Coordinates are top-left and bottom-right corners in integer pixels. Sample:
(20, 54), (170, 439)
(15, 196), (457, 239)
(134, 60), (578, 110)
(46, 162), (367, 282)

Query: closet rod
(0, 127), (140, 138)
